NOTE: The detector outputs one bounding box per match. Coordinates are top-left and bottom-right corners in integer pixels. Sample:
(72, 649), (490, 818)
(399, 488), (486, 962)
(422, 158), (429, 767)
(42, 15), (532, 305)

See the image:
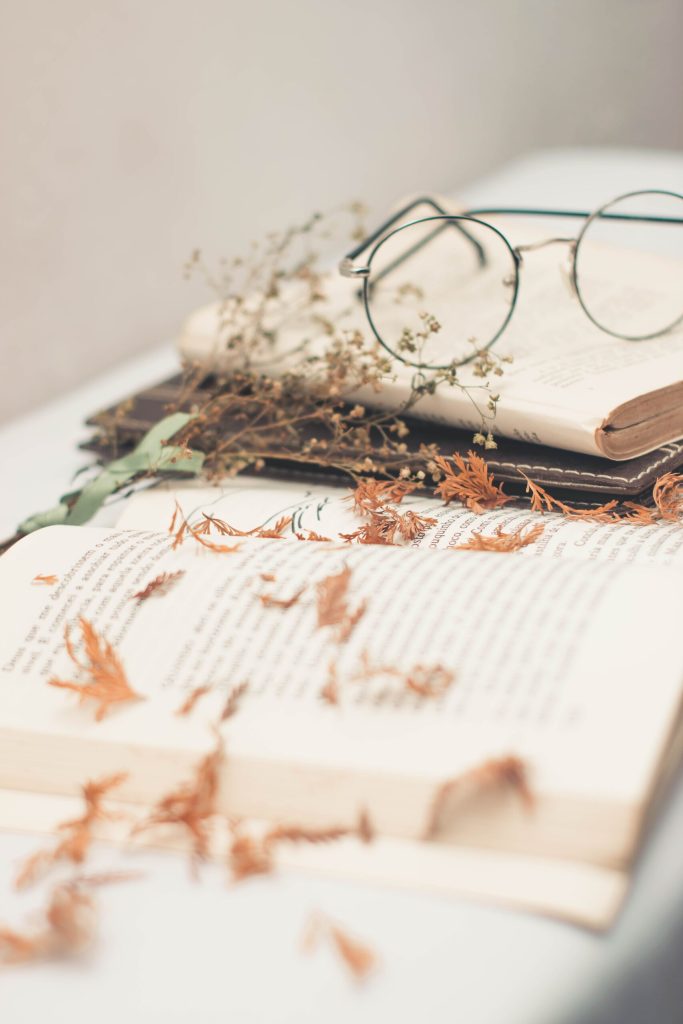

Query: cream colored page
(179, 232), (683, 455)
(118, 483), (683, 569)
(1, 525), (682, 836)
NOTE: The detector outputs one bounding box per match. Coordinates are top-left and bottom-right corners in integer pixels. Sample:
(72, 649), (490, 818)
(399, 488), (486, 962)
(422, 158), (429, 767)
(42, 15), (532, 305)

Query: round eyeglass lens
(574, 190), (683, 340)
(364, 216), (518, 368)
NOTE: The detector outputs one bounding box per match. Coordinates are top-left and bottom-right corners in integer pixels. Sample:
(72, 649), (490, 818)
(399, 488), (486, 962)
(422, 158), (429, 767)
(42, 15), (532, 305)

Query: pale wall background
(1, 0), (682, 424)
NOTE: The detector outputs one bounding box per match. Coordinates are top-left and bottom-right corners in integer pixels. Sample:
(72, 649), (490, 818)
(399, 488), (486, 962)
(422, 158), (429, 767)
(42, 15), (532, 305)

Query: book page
(117, 482), (683, 569)
(1, 523), (683, 866)
(179, 228), (683, 456)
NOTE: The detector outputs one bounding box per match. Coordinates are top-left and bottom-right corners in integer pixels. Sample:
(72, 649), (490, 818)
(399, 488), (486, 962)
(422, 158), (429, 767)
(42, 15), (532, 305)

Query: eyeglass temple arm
(466, 207), (683, 225)
(339, 196), (487, 279)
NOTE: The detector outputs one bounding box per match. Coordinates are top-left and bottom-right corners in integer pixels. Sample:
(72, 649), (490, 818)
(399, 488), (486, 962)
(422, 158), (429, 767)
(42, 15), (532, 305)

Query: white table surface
(2, 148), (683, 1024)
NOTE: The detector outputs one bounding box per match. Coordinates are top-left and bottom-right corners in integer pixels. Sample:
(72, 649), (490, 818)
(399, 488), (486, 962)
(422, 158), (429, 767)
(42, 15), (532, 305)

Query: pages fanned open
(1, 482), (682, 928)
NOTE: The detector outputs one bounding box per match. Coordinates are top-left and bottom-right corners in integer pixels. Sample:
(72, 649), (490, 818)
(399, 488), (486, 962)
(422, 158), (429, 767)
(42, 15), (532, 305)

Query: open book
(1, 479), (682, 929)
(178, 218), (683, 460)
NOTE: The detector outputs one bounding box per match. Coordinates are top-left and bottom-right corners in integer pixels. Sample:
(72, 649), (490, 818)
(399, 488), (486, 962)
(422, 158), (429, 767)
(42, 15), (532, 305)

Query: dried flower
(132, 570), (185, 601)
(175, 684), (212, 716)
(48, 619), (143, 721)
(455, 523), (544, 552)
(302, 911), (378, 982)
(15, 773), (127, 889)
(434, 451), (511, 513)
(424, 755), (533, 839)
(316, 566), (366, 642)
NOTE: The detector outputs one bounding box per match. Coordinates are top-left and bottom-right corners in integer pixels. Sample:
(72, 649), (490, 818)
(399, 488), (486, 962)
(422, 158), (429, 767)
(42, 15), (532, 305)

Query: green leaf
(18, 412), (204, 534)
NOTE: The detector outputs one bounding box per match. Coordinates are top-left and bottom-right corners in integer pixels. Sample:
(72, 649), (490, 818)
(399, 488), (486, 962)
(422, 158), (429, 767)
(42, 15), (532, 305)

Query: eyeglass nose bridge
(513, 237), (578, 297)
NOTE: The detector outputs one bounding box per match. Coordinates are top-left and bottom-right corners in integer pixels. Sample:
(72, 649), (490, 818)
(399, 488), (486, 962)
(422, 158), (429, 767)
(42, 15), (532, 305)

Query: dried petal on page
(455, 523), (545, 552)
(653, 472), (683, 521)
(48, 620), (143, 721)
(132, 570), (185, 601)
(302, 911), (378, 983)
(434, 452), (511, 513)
(15, 772), (128, 889)
(424, 755), (533, 839)
(31, 574), (59, 586)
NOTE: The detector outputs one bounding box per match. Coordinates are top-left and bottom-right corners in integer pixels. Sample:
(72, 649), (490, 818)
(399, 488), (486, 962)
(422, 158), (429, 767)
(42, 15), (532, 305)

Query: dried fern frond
(48, 619), (143, 721)
(169, 503), (241, 553)
(424, 755), (533, 839)
(15, 773), (127, 889)
(175, 684), (212, 716)
(302, 911), (377, 982)
(653, 472), (683, 521)
(434, 451), (511, 513)
(132, 570), (185, 601)
(455, 523), (544, 552)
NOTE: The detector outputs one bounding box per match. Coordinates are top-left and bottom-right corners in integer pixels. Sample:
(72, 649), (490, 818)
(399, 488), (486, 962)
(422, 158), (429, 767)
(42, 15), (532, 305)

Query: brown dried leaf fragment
(32, 574), (58, 586)
(653, 472), (683, 522)
(0, 882), (97, 965)
(15, 772), (127, 889)
(48, 619), (143, 721)
(621, 502), (659, 524)
(302, 911), (378, 983)
(175, 684), (212, 716)
(134, 733), (224, 870)
(521, 475), (619, 522)
(260, 572), (277, 582)
(295, 530), (333, 542)
(455, 523), (545, 552)
(434, 451), (511, 513)
(259, 585), (306, 609)
(194, 512), (292, 539)
(132, 570), (185, 601)
(320, 662), (340, 705)
(169, 502), (241, 553)
(404, 665), (456, 697)
(316, 566), (366, 642)
(424, 755), (533, 839)
(219, 681), (249, 722)
(228, 827), (274, 882)
(348, 478), (417, 514)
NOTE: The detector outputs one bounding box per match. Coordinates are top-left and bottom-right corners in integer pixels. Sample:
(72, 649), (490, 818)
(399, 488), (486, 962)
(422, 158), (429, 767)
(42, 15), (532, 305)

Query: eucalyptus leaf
(18, 412), (204, 534)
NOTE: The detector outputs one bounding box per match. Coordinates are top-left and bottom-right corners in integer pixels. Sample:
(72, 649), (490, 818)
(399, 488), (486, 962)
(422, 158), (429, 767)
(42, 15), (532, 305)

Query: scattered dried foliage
(48, 619), (143, 721)
(218, 681), (249, 722)
(134, 734), (224, 870)
(132, 570), (185, 602)
(1, 873), (137, 966)
(522, 475), (619, 522)
(295, 530), (333, 542)
(259, 586), (306, 609)
(348, 652), (456, 699)
(434, 451), (511, 513)
(15, 774), (128, 890)
(194, 513), (292, 539)
(169, 503), (242, 553)
(175, 685), (212, 717)
(316, 566), (366, 642)
(227, 809), (373, 883)
(31, 574), (58, 586)
(424, 755), (533, 839)
(455, 523), (545, 552)
(652, 472), (683, 522)
(340, 477), (436, 546)
(302, 911), (378, 983)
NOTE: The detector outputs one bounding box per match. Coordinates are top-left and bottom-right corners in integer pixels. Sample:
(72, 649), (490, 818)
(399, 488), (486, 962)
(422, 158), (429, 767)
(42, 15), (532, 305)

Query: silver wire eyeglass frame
(339, 190), (683, 371)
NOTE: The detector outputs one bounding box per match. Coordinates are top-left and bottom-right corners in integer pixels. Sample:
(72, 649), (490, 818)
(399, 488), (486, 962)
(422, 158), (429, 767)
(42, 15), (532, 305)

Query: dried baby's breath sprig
(132, 570), (185, 602)
(652, 472), (683, 521)
(455, 523), (545, 552)
(48, 619), (143, 721)
(316, 566), (366, 642)
(32, 574), (58, 586)
(15, 773), (127, 889)
(434, 451), (511, 513)
(301, 911), (378, 983)
(424, 755), (533, 840)
(175, 684), (212, 717)
(259, 586), (306, 609)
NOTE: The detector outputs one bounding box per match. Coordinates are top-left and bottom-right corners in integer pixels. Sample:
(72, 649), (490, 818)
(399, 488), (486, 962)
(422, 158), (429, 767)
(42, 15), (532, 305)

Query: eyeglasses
(339, 190), (683, 371)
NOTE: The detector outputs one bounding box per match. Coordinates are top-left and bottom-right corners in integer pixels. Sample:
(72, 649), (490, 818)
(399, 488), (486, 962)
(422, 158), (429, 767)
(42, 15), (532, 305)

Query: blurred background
(1, 0), (682, 424)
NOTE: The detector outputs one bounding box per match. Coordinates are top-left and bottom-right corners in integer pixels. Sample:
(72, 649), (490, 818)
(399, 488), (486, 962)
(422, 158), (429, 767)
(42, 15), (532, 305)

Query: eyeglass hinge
(339, 258), (370, 279)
